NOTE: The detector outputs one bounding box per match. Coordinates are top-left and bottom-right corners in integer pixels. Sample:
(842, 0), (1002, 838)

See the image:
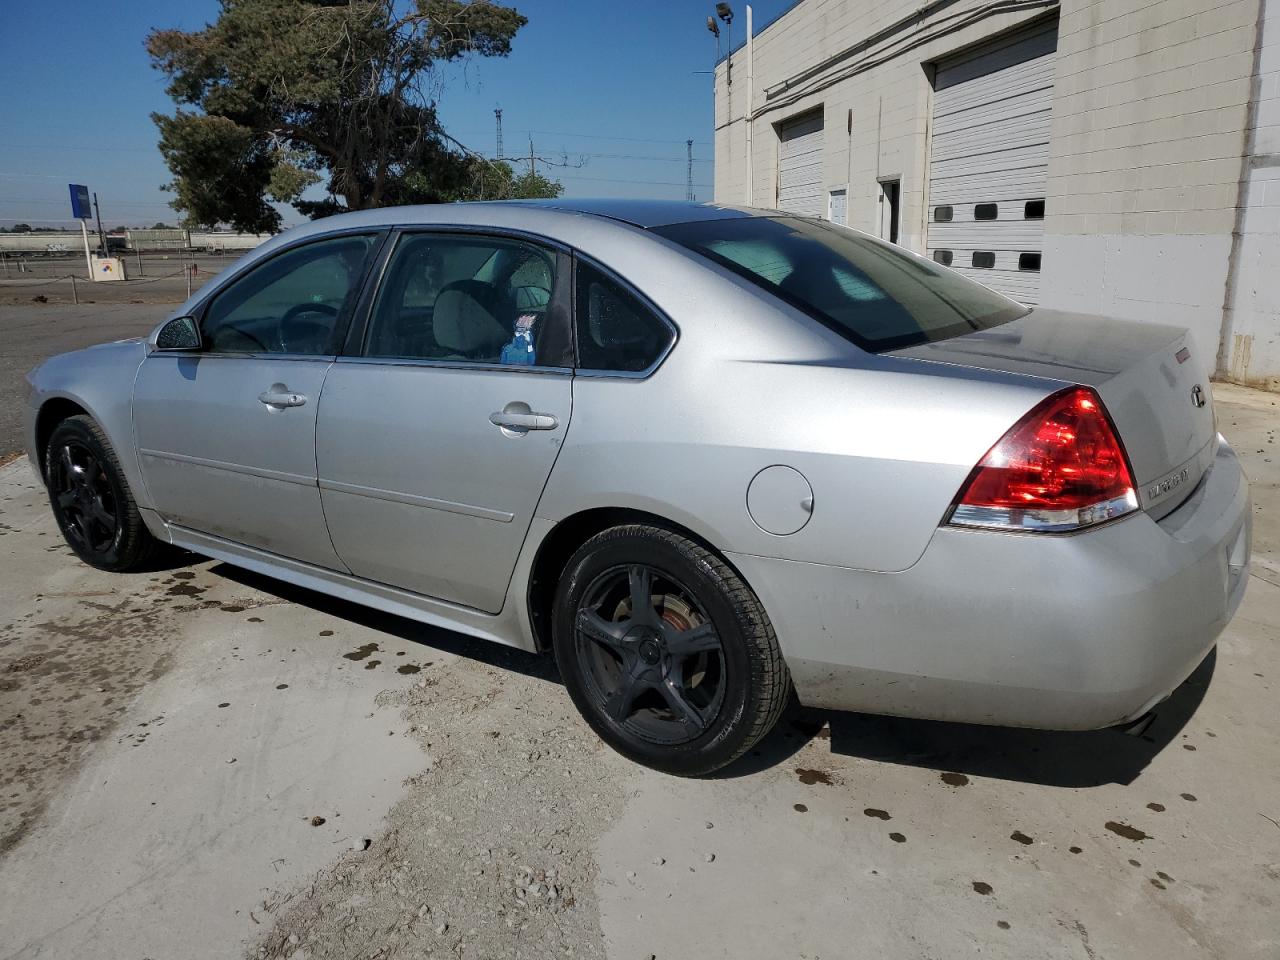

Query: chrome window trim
(143, 351), (338, 362)
(570, 252), (679, 381)
(334, 355), (572, 377)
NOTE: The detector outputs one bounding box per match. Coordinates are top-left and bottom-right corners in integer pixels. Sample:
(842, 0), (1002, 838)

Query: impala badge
(1191, 384), (1206, 408)
(1149, 468), (1190, 500)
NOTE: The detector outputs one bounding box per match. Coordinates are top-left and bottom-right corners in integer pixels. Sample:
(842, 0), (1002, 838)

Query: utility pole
(495, 108), (504, 160)
(92, 192), (108, 256)
(686, 140), (695, 201)
(529, 138), (536, 179)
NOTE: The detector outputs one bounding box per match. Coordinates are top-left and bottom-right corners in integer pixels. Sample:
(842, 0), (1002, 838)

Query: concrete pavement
(0, 385), (1276, 959)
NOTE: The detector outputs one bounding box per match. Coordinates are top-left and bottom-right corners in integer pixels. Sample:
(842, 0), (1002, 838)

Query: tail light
(947, 386), (1138, 533)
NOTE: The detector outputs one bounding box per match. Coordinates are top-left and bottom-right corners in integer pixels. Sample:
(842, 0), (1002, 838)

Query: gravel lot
(0, 303), (173, 461)
(0, 364), (1276, 957)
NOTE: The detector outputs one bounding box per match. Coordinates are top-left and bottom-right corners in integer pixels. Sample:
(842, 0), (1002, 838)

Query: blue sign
(69, 184), (92, 220)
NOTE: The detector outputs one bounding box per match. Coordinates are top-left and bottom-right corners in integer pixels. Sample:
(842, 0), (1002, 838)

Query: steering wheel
(279, 301), (339, 353)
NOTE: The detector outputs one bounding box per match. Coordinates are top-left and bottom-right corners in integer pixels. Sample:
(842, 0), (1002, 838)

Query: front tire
(45, 415), (164, 572)
(552, 524), (790, 776)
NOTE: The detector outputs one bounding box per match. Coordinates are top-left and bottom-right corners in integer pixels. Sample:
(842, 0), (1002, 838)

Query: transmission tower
(494, 108), (504, 160)
(686, 140), (695, 201)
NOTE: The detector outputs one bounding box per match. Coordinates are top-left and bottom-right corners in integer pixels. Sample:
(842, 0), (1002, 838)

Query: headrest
(432, 280), (509, 355)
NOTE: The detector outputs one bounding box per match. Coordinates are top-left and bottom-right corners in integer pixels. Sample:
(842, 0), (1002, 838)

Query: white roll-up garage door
(926, 22), (1057, 304)
(777, 112), (824, 217)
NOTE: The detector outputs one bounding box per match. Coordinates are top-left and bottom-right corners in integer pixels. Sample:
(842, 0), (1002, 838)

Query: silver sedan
(24, 200), (1252, 775)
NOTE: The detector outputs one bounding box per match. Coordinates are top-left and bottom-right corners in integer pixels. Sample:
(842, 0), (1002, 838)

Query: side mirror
(152, 315), (202, 351)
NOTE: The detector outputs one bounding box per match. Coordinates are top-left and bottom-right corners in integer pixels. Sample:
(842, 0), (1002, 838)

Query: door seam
(312, 358), (355, 575)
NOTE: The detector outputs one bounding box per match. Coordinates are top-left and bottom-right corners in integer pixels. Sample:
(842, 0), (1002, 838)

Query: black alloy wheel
(553, 524), (791, 776)
(574, 563), (727, 745)
(45, 415), (165, 572)
(49, 438), (120, 556)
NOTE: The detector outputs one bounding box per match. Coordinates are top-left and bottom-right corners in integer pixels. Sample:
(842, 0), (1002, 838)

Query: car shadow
(718, 649), (1216, 787)
(206, 561), (1213, 788)
(209, 563), (561, 685)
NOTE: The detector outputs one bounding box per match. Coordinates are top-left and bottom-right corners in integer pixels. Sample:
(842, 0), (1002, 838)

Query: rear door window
(362, 233), (570, 367)
(654, 216), (1028, 352)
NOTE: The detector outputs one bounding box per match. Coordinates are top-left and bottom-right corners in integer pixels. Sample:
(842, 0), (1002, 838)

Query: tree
(11, 223), (32, 233)
(147, 0), (527, 232)
(458, 160), (563, 201)
(150, 222), (177, 231)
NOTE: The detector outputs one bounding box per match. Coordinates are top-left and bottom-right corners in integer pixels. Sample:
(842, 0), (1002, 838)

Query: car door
(316, 230), (574, 614)
(132, 231), (383, 568)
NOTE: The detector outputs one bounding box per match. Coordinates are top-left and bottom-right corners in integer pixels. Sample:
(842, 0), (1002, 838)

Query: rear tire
(552, 524), (790, 776)
(45, 415), (165, 572)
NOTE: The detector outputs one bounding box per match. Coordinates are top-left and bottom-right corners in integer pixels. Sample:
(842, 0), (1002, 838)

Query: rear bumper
(729, 437), (1251, 730)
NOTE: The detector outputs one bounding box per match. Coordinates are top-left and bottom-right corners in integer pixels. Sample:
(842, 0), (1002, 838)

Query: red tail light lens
(948, 387), (1138, 533)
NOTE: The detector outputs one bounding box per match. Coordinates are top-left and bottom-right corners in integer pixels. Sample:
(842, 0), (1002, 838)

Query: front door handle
(489, 411), (558, 431)
(258, 389), (307, 408)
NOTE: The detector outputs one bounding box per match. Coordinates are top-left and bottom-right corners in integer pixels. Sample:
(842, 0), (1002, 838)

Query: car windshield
(653, 216), (1029, 352)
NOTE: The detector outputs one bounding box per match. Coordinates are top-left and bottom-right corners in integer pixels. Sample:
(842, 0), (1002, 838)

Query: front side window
(575, 261), (673, 373)
(202, 234), (378, 354)
(653, 216), (1028, 352)
(364, 233), (566, 366)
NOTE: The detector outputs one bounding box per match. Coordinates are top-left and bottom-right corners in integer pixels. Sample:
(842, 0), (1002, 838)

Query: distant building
(714, 0), (1280, 390)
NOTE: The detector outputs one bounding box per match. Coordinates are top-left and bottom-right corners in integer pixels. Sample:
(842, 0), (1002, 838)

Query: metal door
(316, 364), (570, 612)
(133, 355), (344, 568)
(778, 112), (825, 216)
(132, 230), (382, 568)
(926, 21), (1058, 302)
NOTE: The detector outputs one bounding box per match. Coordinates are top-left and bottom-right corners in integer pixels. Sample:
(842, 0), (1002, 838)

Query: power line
(2, 141), (156, 153)
(555, 173), (713, 188)
(567, 151), (711, 163)
(525, 128), (712, 146)
(455, 128), (712, 147)
(456, 145), (712, 164)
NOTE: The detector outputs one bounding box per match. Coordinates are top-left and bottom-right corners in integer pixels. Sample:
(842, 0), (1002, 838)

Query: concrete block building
(713, 0), (1280, 390)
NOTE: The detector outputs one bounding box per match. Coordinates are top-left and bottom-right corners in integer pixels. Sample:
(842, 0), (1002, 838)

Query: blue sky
(0, 0), (795, 229)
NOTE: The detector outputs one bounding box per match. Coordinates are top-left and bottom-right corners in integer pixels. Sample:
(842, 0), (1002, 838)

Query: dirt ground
(0, 303), (173, 461)
(0, 253), (235, 306)
(0, 385), (1277, 960)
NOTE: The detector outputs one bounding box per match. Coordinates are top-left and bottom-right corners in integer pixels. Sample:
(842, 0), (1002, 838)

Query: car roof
(500, 198), (765, 229)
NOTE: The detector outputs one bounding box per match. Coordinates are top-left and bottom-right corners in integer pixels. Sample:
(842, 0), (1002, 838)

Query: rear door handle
(258, 389), (307, 408)
(489, 411), (558, 431)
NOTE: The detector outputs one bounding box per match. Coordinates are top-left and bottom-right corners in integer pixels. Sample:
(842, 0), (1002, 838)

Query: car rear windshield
(652, 216), (1029, 352)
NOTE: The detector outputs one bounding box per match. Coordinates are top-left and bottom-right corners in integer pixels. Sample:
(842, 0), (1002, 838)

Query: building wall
(1040, 0), (1261, 375)
(1222, 0), (1280, 390)
(713, 0), (1280, 389)
(713, 0), (1059, 254)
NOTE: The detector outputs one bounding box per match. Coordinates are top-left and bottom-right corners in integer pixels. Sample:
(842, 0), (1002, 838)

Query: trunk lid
(894, 307), (1217, 519)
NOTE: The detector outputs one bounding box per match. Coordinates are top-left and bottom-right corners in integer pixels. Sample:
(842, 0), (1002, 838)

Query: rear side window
(654, 217), (1027, 352)
(575, 261), (673, 373)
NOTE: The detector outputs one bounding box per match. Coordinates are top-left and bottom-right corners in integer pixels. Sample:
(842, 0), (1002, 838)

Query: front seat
(432, 280), (510, 360)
